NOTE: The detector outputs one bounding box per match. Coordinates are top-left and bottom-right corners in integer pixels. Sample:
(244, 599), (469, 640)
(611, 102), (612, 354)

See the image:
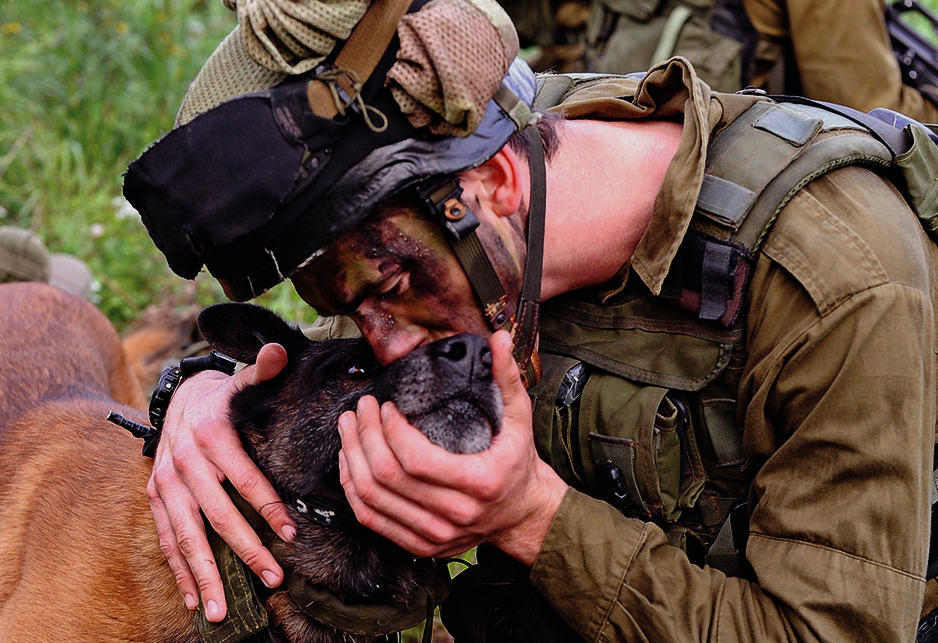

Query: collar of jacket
(539, 56), (765, 297)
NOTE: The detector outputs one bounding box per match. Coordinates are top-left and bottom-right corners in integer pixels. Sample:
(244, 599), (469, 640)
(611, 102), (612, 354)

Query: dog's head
(195, 303), (502, 641)
(197, 303), (502, 494)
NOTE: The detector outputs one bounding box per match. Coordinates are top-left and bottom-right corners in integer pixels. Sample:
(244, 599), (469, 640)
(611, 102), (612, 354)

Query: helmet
(124, 0), (536, 302)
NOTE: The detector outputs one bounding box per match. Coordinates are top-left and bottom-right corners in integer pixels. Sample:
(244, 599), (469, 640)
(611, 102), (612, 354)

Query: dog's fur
(0, 282), (501, 643)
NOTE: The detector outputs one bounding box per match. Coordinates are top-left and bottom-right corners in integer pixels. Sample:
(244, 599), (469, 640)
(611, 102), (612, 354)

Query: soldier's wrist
(146, 351), (237, 456)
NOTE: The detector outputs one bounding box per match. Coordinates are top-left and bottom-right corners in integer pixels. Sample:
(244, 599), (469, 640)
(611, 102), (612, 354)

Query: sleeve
(529, 167), (934, 641)
(745, 0), (938, 123)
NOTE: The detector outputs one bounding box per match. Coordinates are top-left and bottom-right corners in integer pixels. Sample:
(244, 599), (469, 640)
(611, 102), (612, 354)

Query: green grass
(0, 0), (317, 329)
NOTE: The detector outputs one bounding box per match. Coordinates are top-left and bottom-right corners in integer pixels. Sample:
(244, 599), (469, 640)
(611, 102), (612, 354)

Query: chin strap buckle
(416, 177), (514, 332)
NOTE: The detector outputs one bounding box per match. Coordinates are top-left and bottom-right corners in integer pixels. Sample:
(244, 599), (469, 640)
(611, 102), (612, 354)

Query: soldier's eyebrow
(318, 258), (403, 316)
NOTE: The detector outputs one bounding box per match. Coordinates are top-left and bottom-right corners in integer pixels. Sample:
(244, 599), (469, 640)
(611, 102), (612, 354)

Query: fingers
(147, 482), (200, 611)
(147, 346), (295, 621)
(337, 404), (482, 557)
(148, 424), (231, 621)
(252, 343), (288, 383)
(488, 329), (531, 431)
(336, 330), (566, 564)
(228, 345), (297, 542)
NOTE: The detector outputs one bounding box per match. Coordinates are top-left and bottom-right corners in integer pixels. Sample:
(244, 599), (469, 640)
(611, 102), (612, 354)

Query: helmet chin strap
(509, 125), (546, 388)
(418, 124), (546, 388)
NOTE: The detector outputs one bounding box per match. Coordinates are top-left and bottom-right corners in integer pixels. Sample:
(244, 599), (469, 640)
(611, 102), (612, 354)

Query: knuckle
(256, 500), (285, 523)
(398, 448), (430, 474)
(430, 524), (460, 546)
(148, 463), (181, 495)
(173, 569), (193, 591)
(237, 547), (265, 570)
(355, 478), (380, 506)
(353, 507), (379, 532)
(232, 470), (261, 496)
(157, 535), (180, 561)
(448, 502), (483, 527)
(369, 454), (400, 485)
(174, 528), (203, 558)
(191, 419), (228, 451)
(146, 476), (162, 501)
(202, 505), (233, 535)
(473, 475), (504, 502)
(196, 568), (219, 597)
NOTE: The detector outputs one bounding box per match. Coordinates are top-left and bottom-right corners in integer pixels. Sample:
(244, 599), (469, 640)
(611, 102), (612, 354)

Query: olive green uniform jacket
(744, 0), (938, 123)
(528, 59), (938, 641)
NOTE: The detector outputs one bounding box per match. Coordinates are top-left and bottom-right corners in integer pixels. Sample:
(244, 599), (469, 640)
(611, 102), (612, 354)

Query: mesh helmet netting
(177, 0), (518, 136)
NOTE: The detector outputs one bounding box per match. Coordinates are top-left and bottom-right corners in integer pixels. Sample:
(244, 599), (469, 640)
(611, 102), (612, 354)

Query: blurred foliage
(0, 0), (317, 330)
(893, 0), (938, 43)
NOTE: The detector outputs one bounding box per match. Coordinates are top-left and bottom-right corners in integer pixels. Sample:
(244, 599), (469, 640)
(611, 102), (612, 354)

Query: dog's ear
(197, 303), (310, 365)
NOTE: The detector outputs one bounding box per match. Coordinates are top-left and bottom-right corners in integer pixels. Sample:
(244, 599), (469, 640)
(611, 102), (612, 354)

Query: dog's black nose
(431, 334), (492, 375)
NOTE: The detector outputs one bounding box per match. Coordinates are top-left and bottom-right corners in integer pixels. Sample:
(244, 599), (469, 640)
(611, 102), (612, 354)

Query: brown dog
(0, 282), (501, 643)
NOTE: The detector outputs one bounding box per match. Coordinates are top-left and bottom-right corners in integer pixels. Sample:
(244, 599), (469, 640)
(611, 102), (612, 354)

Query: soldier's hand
(146, 343), (295, 621)
(337, 330), (568, 566)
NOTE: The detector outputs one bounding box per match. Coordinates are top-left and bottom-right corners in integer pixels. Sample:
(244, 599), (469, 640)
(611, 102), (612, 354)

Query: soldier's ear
(458, 145), (526, 219)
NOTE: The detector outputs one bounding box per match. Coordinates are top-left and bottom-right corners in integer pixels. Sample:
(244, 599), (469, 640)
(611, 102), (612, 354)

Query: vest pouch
(894, 123), (938, 241)
(529, 354), (592, 489)
(588, 0), (744, 92)
(596, 0), (666, 22)
(582, 373), (707, 522)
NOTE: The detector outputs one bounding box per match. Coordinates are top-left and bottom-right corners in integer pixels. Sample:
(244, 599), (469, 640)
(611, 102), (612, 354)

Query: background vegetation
(2, 0), (938, 332)
(0, 0), (317, 329)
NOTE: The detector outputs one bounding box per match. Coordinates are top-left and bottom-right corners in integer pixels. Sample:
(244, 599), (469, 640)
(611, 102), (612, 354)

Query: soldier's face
(291, 206), (493, 366)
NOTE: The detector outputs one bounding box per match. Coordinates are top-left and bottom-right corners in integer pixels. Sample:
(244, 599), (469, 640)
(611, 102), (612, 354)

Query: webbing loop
(306, 0), (412, 119)
(651, 5), (693, 65)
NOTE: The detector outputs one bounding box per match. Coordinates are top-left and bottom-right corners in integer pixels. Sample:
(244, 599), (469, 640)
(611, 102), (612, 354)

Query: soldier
(744, 0), (938, 123)
(124, 0), (938, 640)
(503, 0), (938, 121)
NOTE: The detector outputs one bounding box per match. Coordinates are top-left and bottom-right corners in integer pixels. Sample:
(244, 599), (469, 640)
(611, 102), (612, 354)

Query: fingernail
(338, 414), (348, 433)
(282, 524), (297, 542)
(206, 600), (221, 621)
(381, 403), (391, 421)
(262, 570), (280, 588)
(184, 594), (197, 610)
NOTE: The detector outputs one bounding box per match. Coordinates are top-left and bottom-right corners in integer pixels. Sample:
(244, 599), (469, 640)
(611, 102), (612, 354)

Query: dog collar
(199, 482), (449, 643)
(283, 491), (360, 532)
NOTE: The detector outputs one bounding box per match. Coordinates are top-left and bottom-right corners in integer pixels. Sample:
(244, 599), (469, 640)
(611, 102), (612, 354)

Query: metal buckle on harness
(416, 178), (480, 241)
(415, 177), (513, 331)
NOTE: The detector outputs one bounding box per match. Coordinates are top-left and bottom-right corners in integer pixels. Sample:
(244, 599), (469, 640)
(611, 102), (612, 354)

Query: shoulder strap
(696, 93), (938, 251)
(664, 96), (917, 328)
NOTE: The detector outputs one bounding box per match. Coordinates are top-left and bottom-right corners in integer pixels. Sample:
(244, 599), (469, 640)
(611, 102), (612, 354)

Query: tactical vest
(526, 74), (938, 577)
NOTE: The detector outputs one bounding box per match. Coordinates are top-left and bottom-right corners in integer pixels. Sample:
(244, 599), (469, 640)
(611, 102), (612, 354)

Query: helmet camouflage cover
(124, 0), (537, 302)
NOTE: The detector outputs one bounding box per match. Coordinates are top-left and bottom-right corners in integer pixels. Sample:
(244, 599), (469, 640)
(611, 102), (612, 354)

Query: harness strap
(651, 5), (694, 65)
(512, 125), (548, 388)
(418, 117), (546, 387)
(305, 0), (413, 119)
(417, 177), (515, 331)
(194, 521), (271, 643)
